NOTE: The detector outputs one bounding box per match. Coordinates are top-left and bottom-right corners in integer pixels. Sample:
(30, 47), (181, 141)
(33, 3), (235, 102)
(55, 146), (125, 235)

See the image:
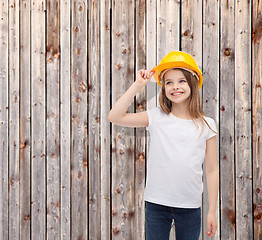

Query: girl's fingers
(137, 69), (154, 80)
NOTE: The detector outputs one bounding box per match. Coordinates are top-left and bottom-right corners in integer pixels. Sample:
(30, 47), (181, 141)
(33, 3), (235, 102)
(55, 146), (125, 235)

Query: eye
(165, 81), (171, 85)
(180, 79), (186, 83)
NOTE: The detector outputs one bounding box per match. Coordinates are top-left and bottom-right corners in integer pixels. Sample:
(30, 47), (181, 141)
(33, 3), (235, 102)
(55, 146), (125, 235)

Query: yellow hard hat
(152, 51), (203, 90)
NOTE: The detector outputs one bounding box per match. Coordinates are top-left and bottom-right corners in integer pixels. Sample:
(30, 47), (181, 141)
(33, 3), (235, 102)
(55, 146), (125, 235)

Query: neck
(171, 102), (191, 118)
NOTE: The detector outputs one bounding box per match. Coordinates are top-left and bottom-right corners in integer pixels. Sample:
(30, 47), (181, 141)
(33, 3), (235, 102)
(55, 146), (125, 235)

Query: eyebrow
(165, 77), (186, 81)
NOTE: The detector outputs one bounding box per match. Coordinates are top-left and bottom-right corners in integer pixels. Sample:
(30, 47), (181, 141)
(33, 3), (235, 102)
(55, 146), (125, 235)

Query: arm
(205, 135), (219, 238)
(108, 69), (154, 127)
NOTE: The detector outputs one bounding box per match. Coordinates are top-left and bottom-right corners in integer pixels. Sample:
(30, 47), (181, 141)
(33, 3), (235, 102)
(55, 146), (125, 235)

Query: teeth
(172, 92), (183, 96)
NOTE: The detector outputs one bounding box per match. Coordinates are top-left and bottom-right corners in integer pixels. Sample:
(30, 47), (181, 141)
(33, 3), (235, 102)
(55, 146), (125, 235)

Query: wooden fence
(0, 0), (261, 239)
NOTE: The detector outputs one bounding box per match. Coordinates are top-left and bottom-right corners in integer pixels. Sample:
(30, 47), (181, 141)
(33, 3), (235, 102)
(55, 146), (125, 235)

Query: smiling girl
(108, 51), (219, 240)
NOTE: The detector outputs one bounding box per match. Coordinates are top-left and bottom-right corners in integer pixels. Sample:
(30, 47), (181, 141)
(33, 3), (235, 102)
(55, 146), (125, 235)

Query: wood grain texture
(20, 0), (31, 239)
(8, 1), (20, 239)
(60, 0), (71, 239)
(31, 1), (46, 239)
(0, 1), (9, 239)
(88, 0), (101, 239)
(46, 0), (60, 238)
(0, 1), (260, 239)
(220, 0), (236, 239)
(100, 0), (111, 239)
(235, 0), (252, 239)
(111, 0), (135, 239)
(71, 0), (88, 239)
(252, 1), (262, 239)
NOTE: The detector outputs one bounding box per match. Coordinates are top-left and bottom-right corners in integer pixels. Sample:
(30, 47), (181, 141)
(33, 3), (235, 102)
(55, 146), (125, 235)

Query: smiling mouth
(171, 92), (183, 96)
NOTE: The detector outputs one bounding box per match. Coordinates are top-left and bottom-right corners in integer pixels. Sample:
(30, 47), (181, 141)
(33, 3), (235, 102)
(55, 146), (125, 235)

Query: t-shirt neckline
(170, 113), (197, 121)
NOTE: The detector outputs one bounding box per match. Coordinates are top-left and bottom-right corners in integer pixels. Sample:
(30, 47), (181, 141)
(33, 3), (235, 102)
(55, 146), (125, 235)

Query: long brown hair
(159, 68), (218, 138)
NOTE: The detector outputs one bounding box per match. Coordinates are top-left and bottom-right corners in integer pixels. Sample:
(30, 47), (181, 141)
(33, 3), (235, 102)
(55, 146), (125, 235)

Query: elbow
(108, 111), (113, 122)
(108, 112), (124, 125)
(108, 111), (116, 123)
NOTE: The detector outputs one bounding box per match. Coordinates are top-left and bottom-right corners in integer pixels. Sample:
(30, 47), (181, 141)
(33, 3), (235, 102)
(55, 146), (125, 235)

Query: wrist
(132, 81), (144, 90)
(208, 210), (216, 215)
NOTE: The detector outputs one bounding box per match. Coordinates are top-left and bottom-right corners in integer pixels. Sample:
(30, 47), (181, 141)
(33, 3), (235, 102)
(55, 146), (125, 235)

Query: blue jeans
(145, 201), (201, 240)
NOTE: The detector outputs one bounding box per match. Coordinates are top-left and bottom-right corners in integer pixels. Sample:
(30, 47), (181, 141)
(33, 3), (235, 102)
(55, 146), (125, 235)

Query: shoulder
(202, 116), (218, 138)
(203, 116), (217, 125)
(146, 106), (166, 130)
(147, 106), (165, 115)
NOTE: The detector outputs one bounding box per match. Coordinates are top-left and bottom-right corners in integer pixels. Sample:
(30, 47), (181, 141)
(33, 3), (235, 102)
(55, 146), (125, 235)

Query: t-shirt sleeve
(146, 106), (159, 131)
(206, 118), (218, 140)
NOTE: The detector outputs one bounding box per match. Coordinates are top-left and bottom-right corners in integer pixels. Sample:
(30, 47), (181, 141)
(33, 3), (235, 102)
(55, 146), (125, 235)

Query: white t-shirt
(144, 106), (218, 208)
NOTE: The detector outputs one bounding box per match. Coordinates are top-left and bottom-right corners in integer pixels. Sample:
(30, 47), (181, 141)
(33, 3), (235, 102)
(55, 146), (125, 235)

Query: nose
(172, 83), (179, 89)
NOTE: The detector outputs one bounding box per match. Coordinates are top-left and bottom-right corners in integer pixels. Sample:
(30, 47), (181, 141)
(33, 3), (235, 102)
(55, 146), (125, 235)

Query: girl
(108, 51), (219, 240)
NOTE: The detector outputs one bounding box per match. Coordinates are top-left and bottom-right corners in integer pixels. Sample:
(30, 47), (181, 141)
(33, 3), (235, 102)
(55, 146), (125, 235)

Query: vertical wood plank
(220, 0), (236, 239)
(252, 1), (262, 239)
(88, 0), (101, 239)
(8, 0), (20, 239)
(146, 0), (157, 107)
(20, 0), (31, 239)
(202, 0), (220, 240)
(60, 0), (71, 239)
(235, 0), (252, 239)
(181, 0), (202, 63)
(31, 0), (46, 239)
(135, 1), (146, 239)
(157, 0), (180, 59)
(100, 0), (111, 239)
(71, 0), (88, 239)
(146, 0), (157, 119)
(46, 0), (60, 238)
(111, 0), (135, 238)
(0, 1), (9, 240)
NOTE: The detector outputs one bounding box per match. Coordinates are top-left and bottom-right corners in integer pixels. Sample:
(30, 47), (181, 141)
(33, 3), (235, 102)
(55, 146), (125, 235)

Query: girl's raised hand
(135, 69), (155, 88)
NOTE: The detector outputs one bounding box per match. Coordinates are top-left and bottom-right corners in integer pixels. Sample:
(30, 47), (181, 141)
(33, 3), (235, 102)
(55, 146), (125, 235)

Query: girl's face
(163, 69), (191, 104)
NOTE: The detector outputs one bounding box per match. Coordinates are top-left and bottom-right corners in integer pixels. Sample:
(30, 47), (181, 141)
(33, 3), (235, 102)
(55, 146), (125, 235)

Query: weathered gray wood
(71, 0), (88, 239)
(60, 0), (71, 239)
(20, 0), (31, 239)
(31, 0), (46, 239)
(100, 0), (111, 239)
(0, 1), (9, 239)
(1, 2), (261, 239)
(252, 1), (262, 239)
(220, 0), (236, 239)
(202, 1), (220, 240)
(135, 1), (146, 239)
(88, 0), (101, 239)
(111, 0), (135, 239)
(8, 1), (20, 239)
(157, 0), (180, 56)
(46, 0), (60, 238)
(235, 1), (253, 239)
(146, 0), (158, 110)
